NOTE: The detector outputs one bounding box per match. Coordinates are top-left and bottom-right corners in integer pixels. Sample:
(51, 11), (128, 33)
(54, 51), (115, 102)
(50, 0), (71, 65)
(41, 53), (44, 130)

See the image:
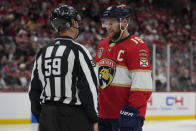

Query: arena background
(0, 0), (196, 131)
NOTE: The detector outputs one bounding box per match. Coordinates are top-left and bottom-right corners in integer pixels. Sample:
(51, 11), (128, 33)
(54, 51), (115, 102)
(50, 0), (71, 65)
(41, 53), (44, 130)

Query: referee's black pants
(39, 102), (93, 131)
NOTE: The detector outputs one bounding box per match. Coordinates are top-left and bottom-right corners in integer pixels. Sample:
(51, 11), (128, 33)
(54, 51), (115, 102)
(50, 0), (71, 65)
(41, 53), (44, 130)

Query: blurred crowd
(0, 0), (195, 92)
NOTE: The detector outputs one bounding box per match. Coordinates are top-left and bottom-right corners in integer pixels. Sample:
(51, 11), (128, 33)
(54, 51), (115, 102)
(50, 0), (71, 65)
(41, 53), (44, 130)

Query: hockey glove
(119, 104), (144, 131)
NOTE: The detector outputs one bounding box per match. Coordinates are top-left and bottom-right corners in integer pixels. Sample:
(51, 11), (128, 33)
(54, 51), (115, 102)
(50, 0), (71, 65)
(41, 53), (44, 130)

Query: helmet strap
(113, 18), (129, 43)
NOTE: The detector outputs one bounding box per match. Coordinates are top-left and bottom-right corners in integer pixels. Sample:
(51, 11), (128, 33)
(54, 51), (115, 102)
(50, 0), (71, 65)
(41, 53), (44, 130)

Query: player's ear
(122, 18), (128, 29)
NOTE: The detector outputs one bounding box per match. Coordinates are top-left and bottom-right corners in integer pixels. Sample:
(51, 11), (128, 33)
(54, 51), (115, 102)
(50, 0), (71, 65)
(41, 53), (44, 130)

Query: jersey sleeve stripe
(79, 51), (98, 113)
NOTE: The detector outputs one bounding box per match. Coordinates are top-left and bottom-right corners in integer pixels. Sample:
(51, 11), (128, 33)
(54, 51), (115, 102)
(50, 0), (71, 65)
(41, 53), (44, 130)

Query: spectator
(178, 68), (192, 91)
(0, 55), (8, 70)
(18, 63), (28, 86)
(0, 44), (7, 60)
(0, 73), (6, 90)
(4, 70), (20, 86)
(170, 77), (181, 91)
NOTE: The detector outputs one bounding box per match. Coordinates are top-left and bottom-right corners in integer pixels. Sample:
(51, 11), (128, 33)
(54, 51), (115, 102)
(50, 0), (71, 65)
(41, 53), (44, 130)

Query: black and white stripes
(29, 36), (98, 116)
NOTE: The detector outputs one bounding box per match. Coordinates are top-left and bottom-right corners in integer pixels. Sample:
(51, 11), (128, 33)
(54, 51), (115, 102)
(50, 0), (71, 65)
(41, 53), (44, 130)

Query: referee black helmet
(50, 5), (81, 32)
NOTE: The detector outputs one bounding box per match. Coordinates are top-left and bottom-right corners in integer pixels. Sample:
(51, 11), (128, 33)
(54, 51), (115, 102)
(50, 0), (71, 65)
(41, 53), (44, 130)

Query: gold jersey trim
(129, 69), (151, 72)
(109, 84), (152, 91)
(131, 88), (152, 91)
(111, 83), (130, 88)
(117, 65), (128, 69)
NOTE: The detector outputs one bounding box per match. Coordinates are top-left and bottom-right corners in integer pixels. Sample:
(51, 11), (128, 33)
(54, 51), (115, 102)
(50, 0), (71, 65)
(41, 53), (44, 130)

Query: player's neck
(111, 30), (130, 43)
(120, 30), (129, 40)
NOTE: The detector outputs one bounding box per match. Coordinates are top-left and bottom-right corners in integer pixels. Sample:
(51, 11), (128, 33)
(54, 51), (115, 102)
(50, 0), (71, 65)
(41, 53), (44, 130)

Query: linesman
(29, 5), (98, 131)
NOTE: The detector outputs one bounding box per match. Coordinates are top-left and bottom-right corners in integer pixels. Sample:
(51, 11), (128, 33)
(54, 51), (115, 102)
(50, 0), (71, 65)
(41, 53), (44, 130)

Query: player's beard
(109, 28), (121, 42)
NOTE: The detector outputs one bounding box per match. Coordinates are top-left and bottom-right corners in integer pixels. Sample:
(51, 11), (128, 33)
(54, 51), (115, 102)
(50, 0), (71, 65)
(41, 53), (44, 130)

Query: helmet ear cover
(50, 5), (81, 32)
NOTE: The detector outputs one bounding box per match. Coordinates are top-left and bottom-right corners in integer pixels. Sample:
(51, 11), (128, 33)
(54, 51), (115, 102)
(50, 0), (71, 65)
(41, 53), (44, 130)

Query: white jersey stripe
(112, 67), (131, 86)
(55, 46), (66, 57)
(97, 65), (152, 90)
(45, 46), (54, 58)
(45, 78), (51, 96)
(54, 77), (61, 97)
(75, 87), (82, 105)
(65, 50), (75, 98)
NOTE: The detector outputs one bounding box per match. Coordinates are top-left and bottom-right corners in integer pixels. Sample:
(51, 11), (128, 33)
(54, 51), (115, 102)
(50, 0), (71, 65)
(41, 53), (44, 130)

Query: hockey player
(94, 4), (153, 131)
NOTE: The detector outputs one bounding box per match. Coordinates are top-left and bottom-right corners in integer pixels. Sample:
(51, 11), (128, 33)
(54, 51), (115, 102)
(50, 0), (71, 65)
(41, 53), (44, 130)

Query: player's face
(103, 18), (120, 40)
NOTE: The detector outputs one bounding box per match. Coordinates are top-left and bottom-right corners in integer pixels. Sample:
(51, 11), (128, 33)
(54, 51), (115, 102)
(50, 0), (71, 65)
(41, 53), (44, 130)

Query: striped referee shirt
(29, 36), (98, 122)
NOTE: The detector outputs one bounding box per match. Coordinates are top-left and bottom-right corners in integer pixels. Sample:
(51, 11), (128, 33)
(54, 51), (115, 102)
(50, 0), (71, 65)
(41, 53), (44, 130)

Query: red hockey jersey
(94, 35), (152, 119)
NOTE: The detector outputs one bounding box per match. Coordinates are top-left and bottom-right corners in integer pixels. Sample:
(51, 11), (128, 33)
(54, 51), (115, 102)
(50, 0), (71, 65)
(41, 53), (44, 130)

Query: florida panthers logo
(98, 58), (116, 89)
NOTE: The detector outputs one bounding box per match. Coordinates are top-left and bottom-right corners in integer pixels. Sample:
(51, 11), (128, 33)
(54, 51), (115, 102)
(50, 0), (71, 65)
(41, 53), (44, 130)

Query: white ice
(0, 119), (196, 131)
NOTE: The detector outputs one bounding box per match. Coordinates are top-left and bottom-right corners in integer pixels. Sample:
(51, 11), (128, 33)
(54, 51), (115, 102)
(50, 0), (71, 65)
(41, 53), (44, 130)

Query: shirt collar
(54, 36), (74, 41)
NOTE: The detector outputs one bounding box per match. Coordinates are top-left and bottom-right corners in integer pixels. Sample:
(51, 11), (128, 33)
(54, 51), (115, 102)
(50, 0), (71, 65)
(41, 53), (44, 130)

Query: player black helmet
(102, 4), (131, 21)
(50, 5), (81, 32)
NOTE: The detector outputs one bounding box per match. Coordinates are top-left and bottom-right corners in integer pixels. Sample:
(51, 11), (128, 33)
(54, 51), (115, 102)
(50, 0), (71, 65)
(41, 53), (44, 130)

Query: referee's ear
(71, 19), (79, 29)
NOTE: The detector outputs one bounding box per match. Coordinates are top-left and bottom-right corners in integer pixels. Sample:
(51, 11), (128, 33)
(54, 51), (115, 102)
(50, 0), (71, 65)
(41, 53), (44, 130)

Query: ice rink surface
(143, 119), (196, 131)
(0, 119), (196, 131)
